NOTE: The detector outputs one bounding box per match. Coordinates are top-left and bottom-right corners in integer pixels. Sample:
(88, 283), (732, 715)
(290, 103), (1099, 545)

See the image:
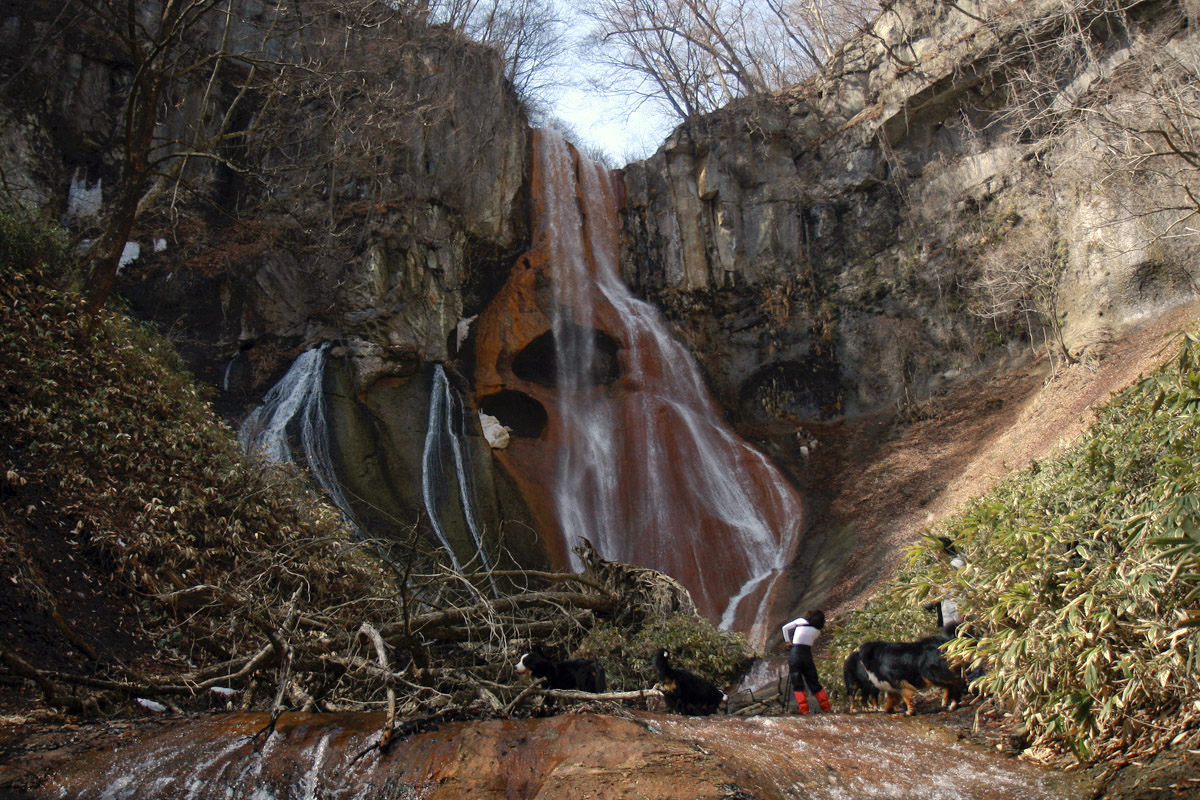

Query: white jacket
(781, 617), (820, 646)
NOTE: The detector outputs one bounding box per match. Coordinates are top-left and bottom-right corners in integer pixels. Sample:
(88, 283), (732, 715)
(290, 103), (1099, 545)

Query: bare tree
(580, 0), (878, 121)
(967, 223), (1075, 367)
(581, 0), (764, 119)
(1088, 37), (1200, 243)
(464, 0), (569, 103)
(65, 0), (239, 315)
(426, 0), (568, 106)
(31, 0), (439, 316)
(975, 0), (1200, 315)
(764, 0), (877, 72)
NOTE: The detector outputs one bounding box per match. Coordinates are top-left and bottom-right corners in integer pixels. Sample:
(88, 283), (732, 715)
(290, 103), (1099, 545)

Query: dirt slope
(785, 300), (1200, 621)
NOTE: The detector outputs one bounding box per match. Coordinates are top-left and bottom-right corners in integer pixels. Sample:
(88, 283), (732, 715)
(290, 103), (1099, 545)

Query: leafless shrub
(1086, 38), (1200, 244)
(964, 213), (1074, 367)
(579, 0), (879, 120)
(982, 0), (1200, 246)
(439, 0), (570, 104)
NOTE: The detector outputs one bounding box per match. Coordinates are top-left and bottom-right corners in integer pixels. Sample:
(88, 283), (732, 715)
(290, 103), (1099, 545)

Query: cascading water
(238, 343), (356, 527)
(35, 709), (1083, 800)
(422, 363), (494, 581)
(536, 132), (804, 643)
(240, 349), (495, 579)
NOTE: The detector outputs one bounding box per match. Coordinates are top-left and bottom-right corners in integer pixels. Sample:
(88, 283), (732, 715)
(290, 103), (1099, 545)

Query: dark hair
(806, 610), (826, 629)
(938, 536), (958, 556)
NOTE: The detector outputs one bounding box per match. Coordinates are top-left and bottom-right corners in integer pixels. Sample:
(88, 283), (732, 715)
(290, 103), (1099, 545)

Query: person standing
(930, 537), (967, 637)
(781, 610), (831, 714)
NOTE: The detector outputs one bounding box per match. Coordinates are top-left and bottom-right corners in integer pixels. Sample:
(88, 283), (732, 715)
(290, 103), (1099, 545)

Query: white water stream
(422, 363), (494, 580)
(240, 348), (493, 577)
(238, 343), (356, 527)
(38, 711), (1087, 800)
(537, 132), (804, 641)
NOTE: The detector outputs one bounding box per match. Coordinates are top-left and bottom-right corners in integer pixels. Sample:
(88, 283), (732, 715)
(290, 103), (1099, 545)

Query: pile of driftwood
(3, 537), (697, 727)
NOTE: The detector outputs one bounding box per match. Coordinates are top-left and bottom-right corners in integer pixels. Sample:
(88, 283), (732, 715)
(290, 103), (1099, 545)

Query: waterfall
(241, 349), (495, 581)
(537, 131), (804, 642)
(422, 364), (494, 582)
(238, 343), (355, 528)
(222, 354), (238, 392)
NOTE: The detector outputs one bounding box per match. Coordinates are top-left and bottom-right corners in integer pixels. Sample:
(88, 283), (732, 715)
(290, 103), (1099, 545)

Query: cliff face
(620, 0), (1200, 423)
(6, 0), (1200, 628)
(0, 1), (538, 561)
(1, 2), (529, 386)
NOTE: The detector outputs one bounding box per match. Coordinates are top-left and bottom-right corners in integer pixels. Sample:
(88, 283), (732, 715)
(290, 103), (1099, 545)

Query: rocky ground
(0, 703), (1094, 800)
(1, 663), (1196, 797)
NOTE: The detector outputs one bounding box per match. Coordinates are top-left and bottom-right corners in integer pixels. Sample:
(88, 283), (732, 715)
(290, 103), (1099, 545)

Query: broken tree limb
(533, 687), (665, 703)
(502, 680), (543, 716)
(0, 644), (58, 704)
(479, 674), (665, 712)
(357, 622), (396, 752)
(482, 570), (612, 594)
(159, 585), (334, 632)
(381, 591), (617, 641)
(421, 619), (577, 645)
(252, 588), (302, 745)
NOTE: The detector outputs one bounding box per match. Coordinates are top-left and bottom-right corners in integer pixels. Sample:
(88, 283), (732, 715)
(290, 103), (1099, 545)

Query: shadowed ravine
(19, 711), (1091, 799)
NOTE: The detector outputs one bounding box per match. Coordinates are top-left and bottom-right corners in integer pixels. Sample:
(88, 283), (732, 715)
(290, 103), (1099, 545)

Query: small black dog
(515, 651), (607, 693)
(652, 649), (726, 716)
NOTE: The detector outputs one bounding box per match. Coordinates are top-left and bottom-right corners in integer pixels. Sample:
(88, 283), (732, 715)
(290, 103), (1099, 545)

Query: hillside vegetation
(832, 333), (1200, 766)
(0, 204), (394, 714)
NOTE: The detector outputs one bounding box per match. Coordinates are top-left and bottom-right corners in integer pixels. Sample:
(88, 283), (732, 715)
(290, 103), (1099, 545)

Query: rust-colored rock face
(474, 131), (806, 646)
(26, 711), (1089, 799)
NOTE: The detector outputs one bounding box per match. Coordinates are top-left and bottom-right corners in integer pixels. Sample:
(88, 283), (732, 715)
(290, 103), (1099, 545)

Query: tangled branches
(0, 224), (695, 723)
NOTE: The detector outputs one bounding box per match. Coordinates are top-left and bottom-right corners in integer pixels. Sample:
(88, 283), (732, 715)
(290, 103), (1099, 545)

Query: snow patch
(479, 411), (511, 449)
(136, 697), (168, 713)
(118, 241), (141, 270)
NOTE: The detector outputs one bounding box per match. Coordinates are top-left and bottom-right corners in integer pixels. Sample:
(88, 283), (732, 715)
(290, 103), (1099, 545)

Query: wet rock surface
(0, 709), (1096, 800)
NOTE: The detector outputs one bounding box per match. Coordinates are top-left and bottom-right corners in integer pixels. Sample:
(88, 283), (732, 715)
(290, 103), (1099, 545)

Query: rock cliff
(620, 0), (1200, 422)
(0, 1), (540, 564)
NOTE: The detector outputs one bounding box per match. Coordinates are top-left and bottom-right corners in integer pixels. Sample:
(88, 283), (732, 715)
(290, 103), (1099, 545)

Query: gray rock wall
(0, 1), (535, 558)
(620, 0), (1200, 422)
(1, 3), (528, 395)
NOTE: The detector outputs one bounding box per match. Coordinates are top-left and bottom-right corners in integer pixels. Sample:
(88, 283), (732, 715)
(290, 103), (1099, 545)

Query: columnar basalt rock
(620, 0), (1200, 424)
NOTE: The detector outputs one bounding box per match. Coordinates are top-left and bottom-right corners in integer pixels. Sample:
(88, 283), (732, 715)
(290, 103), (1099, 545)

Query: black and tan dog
(856, 635), (966, 716)
(515, 651), (607, 693)
(652, 649), (726, 716)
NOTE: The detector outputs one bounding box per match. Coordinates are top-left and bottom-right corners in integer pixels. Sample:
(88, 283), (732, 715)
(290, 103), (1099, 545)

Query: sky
(550, 82), (677, 166)
(537, 3), (679, 166)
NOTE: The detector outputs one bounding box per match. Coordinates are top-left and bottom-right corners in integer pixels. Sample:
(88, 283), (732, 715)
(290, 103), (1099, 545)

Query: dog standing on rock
(514, 652), (607, 693)
(652, 649), (726, 716)
(856, 635), (966, 716)
(843, 648), (881, 713)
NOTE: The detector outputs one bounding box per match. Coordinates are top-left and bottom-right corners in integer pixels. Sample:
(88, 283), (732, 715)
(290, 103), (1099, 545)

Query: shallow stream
(11, 710), (1093, 800)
